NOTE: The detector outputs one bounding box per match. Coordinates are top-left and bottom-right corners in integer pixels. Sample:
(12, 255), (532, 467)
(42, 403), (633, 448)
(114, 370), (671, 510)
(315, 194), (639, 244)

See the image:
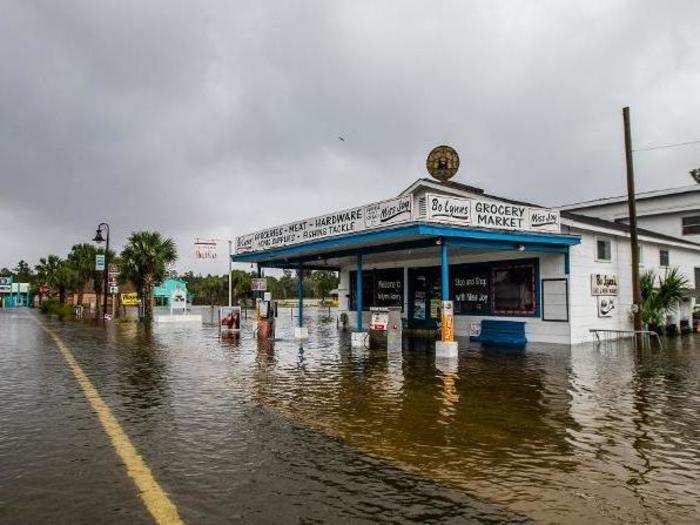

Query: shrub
(39, 299), (74, 320)
(40, 299), (59, 315)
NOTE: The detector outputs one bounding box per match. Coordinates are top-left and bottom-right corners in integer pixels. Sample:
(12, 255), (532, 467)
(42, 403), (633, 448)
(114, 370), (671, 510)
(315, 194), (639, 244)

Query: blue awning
(231, 222), (580, 268)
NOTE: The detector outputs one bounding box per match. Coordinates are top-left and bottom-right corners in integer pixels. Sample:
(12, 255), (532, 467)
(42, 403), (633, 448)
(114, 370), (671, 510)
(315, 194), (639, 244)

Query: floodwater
(1, 307), (698, 524)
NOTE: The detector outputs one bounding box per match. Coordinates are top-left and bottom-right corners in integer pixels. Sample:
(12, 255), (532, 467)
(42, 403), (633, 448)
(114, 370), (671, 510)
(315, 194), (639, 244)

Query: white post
(228, 240), (232, 307)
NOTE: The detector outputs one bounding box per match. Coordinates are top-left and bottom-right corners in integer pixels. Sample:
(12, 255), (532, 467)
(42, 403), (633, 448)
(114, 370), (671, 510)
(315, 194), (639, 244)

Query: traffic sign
(95, 254), (105, 271)
(109, 285), (119, 294)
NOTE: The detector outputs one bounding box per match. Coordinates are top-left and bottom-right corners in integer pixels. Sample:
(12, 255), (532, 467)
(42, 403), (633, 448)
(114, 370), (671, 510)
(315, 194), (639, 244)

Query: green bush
(40, 299), (58, 314)
(39, 299), (74, 320)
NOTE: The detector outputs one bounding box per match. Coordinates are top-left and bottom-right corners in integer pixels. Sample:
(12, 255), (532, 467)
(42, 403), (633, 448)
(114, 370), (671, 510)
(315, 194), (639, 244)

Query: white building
(561, 184), (700, 298)
(560, 184), (700, 240)
(233, 177), (700, 345)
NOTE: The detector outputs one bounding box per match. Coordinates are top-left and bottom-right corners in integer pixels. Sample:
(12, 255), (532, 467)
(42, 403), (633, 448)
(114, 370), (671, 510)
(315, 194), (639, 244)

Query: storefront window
(452, 265), (490, 315)
(349, 268), (403, 311)
(491, 261), (538, 316)
(374, 268), (403, 308)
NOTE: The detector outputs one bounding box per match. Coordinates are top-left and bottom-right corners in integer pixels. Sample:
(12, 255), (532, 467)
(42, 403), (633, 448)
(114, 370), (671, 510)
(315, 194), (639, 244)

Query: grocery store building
(232, 177), (700, 345)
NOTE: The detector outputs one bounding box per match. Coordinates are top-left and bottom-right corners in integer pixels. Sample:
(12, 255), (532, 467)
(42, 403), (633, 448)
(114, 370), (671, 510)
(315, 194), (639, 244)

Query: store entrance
(407, 266), (441, 329)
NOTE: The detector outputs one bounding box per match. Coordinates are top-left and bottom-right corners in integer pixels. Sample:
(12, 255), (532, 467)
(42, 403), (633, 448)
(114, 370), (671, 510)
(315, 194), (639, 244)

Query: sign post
(195, 238), (233, 307)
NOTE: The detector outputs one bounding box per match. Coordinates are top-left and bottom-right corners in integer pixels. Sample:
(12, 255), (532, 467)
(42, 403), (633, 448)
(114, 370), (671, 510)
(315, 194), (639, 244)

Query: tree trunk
(143, 276), (154, 323)
(59, 286), (66, 304)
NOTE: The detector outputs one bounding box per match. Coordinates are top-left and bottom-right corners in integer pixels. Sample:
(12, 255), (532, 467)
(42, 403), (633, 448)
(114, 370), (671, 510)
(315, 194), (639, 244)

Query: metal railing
(589, 328), (663, 349)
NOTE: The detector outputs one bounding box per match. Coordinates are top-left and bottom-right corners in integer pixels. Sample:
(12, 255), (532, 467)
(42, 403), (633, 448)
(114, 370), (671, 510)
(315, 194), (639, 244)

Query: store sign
(0, 285), (10, 293)
(0, 277), (12, 285)
(251, 278), (267, 292)
(95, 254), (105, 271)
(170, 289), (187, 313)
(591, 273), (618, 296)
(597, 296), (616, 317)
(236, 196), (412, 254)
(121, 292), (140, 306)
(426, 194), (560, 232)
(235, 191), (562, 255)
(194, 238), (218, 260)
(364, 196), (412, 228)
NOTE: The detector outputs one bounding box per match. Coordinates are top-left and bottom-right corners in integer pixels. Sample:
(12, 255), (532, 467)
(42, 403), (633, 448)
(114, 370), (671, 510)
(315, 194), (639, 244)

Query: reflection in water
(2, 307), (698, 523)
(247, 309), (699, 523)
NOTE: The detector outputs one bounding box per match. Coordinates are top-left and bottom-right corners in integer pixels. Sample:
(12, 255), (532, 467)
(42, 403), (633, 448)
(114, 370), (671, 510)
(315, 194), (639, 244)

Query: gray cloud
(2, 0), (699, 271)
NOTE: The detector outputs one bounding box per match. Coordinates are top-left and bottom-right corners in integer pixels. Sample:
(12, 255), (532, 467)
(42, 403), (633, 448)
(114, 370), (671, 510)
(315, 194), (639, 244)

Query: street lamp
(93, 223), (110, 319)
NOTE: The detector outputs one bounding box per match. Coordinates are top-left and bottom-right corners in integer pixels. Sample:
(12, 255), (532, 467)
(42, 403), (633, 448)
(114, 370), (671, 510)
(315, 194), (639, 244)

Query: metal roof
(559, 184), (700, 210)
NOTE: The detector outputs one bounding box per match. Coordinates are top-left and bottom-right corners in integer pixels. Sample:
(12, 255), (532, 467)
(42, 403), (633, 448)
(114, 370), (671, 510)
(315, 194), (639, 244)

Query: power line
(633, 139), (700, 152)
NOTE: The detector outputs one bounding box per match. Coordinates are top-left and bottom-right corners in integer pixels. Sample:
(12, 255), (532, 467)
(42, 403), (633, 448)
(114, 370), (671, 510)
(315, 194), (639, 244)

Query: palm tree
(35, 255), (78, 304)
(119, 231), (177, 322)
(639, 268), (689, 330)
(67, 243), (97, 307)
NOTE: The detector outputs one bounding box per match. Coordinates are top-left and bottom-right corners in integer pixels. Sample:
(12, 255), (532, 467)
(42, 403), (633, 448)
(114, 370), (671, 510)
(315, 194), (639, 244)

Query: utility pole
(228, 240), (232, 307)
(623, 107), (643, 344)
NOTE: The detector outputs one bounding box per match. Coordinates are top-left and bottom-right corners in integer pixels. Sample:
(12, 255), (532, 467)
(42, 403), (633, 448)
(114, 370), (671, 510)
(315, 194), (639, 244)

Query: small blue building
(153, 278), (189, 306)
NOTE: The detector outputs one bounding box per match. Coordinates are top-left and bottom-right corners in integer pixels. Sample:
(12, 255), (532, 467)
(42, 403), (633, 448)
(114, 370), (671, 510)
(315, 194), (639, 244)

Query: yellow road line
(32, 316), (184, 525)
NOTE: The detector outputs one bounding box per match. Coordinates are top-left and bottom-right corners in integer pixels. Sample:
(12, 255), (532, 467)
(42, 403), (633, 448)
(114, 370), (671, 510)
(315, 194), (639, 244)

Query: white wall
(568, 230), (699, 344)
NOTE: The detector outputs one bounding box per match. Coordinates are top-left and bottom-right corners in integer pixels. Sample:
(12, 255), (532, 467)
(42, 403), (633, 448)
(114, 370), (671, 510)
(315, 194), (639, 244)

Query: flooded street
(1, 307), (699, 524)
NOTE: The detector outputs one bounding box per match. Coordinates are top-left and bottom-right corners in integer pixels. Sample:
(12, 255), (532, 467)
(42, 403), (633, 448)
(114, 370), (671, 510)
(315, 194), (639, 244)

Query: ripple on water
(1, 307), (699, 523)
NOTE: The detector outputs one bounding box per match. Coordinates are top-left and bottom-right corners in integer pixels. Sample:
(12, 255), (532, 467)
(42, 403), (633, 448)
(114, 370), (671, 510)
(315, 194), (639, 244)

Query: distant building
(153, 277), (189, 306)
(560, 184), (700, 298)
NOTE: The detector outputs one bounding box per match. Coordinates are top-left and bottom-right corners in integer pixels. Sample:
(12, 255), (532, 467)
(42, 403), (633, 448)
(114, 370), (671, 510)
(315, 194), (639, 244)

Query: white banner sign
(194, 238), (218, 260)
(426, 194), (560, 232)
(235, 192), (562, 254)
(591, 273), (618, 296)
(236, 196), (413, 254)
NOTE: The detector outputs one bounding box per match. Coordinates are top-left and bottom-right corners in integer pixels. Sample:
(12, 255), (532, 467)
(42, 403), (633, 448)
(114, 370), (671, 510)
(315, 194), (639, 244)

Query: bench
(471, 320), (527, 347)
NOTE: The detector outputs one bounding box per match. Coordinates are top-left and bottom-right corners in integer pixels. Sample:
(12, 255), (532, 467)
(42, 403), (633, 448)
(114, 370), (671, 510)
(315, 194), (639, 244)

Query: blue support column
(356, 254), (363, 331)
(297, 263), (304, 327)
(441, 240), (449, 301)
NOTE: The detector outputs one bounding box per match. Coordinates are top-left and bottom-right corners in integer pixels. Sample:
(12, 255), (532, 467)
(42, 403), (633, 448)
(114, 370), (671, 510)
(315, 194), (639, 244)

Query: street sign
(109, 285), (119, 294)
(251, 278), (266, 292)
(95, 254), (105, 271)
(120, 292), (140, 306)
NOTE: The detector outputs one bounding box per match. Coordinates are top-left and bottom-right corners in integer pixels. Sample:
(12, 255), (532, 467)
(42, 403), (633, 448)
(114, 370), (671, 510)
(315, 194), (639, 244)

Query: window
(682, 215), (700, 235)
(452, 264), (490, 315)
(349, 268), (404, 311)
(596, 238), (612, 261)
(659, 249), (669, 267)
(491, 261), (538, 316)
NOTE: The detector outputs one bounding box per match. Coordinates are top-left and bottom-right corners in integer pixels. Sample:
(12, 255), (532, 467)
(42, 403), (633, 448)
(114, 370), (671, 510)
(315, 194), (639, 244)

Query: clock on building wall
(426, 145), (460, 182)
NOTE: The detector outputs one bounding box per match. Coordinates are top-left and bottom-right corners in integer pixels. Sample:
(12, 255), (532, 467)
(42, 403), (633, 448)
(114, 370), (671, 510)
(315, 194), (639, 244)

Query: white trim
(559, 184), (700, 209)
(561, 217), (700, 252)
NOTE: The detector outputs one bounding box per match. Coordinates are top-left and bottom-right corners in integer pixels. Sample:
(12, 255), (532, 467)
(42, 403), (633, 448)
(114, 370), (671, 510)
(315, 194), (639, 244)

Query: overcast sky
(2, 1), (699, 272)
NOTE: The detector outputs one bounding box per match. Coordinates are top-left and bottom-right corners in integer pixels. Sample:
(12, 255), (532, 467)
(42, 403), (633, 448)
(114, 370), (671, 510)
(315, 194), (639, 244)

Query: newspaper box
(369, 307), (402, 349)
